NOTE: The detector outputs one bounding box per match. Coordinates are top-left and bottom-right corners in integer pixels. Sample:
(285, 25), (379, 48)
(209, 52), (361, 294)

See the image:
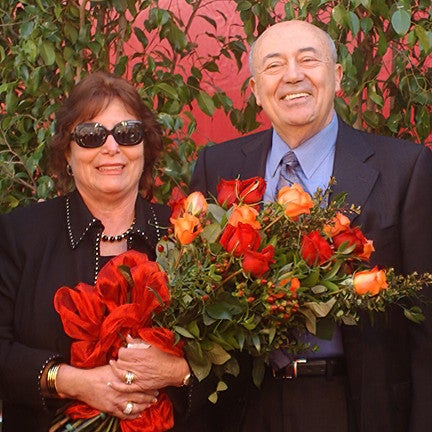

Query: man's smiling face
(249, 20), (343, 147)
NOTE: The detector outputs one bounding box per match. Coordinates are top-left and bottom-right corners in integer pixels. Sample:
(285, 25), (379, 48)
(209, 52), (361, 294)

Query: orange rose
(228, 205), (261, 229)
(289, 277), (301, 295)
(277, 183), (313, 219)
(353, 266), (388, 296)
(324, 212), (351, 237)
(357, 239), (375, 261)
(170, 213), (202, 245)
(184, 191), (208, 216)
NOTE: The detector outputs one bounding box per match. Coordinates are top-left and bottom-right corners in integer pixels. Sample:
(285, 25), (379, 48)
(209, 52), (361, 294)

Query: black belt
(272, 357), (346, 379)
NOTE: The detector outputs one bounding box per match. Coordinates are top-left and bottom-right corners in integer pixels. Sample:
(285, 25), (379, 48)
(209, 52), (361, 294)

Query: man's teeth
(284, 92), (308, 100)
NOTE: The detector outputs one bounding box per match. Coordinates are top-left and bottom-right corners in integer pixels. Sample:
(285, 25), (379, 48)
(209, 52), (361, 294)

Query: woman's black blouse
(0, 190), (171, 431)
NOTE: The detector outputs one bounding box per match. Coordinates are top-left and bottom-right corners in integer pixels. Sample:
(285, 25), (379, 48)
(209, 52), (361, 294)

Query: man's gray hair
(248, 24), (338, 76)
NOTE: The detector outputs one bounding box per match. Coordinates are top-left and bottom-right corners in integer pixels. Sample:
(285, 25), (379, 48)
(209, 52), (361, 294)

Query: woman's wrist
(175, 358), (192, 387)
(40, 361), (64, 398)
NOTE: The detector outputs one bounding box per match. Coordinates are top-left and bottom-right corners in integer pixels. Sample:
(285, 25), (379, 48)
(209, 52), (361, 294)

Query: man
(190, 20), (432, 432)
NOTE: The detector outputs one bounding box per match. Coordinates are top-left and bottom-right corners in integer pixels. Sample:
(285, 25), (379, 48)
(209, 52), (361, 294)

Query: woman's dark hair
(48, 71), (163, 200)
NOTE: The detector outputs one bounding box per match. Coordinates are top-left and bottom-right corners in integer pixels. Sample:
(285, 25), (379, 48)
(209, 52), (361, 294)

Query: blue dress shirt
(264, 112), (344, 365)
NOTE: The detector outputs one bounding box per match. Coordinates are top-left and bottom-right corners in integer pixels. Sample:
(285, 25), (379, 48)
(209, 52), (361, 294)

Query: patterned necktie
(275, 151), (302, 197)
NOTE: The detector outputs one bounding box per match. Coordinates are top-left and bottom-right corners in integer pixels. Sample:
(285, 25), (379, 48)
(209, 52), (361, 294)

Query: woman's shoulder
(0, 195), (65, 227)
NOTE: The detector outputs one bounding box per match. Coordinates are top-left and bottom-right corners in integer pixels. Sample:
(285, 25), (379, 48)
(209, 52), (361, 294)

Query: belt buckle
(273, 358), (307, 379)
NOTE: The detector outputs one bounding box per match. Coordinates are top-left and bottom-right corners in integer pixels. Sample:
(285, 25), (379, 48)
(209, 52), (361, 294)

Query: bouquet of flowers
(51, 251), (182, 432)
(155, 177), (431, 401)
(52, 176), (431, 430)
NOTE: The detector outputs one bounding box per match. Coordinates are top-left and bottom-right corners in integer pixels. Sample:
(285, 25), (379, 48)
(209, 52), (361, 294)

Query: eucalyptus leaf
(207, 343), (231, 365)
(303, 298), (337, 317)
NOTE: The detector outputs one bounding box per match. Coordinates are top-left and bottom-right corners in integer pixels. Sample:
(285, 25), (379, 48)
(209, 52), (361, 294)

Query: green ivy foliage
(0, 0), (430, 213)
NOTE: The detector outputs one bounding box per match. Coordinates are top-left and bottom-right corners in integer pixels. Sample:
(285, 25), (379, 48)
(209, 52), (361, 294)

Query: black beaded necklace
(101, 218), (136, 242)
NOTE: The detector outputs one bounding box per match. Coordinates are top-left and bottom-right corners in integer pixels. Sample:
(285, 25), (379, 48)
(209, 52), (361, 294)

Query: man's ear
(334, 63), (343, 93)
(249, 77), (261, 106)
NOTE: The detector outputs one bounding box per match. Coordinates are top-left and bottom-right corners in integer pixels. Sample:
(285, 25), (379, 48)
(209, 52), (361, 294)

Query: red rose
(300, 230), (333, 266)
(242, 245), (275, 276)
(332, 227), (373, 260)
(219, 222), (261, 256)
(216, 177), (266, 207)
(168, 196), (186, 219)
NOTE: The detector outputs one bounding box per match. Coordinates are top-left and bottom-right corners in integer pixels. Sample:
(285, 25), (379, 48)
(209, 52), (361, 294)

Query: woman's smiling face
(66, 98), (144, 204)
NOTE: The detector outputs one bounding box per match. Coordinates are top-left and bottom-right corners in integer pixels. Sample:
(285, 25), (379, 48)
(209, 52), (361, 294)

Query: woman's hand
(108, 335), (190, 393)
(55, 363), (159, 419)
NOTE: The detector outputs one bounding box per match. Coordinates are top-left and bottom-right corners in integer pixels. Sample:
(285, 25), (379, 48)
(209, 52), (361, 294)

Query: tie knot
(281, 151), (299, 169)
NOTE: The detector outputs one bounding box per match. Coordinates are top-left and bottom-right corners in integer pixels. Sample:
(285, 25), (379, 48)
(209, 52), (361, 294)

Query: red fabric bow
(54, 250), (182, 431)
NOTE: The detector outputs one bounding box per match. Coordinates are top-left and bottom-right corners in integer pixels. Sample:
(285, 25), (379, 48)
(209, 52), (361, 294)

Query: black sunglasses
(71, 120), (145, 148)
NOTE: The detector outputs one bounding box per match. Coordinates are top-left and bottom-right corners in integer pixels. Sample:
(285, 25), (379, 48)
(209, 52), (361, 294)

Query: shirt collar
(65, 190), (161, 250)
(268, 111), (338, 179)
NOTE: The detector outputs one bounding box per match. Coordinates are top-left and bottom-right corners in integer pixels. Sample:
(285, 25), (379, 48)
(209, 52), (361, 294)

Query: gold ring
(124, 370), (135, 385)
(123, 401), (134, 415)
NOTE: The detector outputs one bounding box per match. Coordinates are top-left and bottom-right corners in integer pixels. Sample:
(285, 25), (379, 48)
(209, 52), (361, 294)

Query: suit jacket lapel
(237, 129), (273, 179)
(332, 120), (379, 223)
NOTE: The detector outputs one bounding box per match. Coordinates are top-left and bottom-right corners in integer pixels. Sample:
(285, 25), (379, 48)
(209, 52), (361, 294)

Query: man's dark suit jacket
(190, 119), (432, 432)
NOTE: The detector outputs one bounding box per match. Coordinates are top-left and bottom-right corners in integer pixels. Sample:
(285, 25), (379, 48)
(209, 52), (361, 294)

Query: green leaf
(348, 12), (360, 36)
(299, 307), (317, 334)
(310, 284), (328, 294)
(155, 83), (179, 100)
(301, 267), (320, 287)
(252, 356), (266, 388)
(332, 4), (349, 27)
(414, 25), (430, 52)
(404, 306), (425, 323)
(205, 297), (242, 320)
(202, 222), (222, 243)
(184, 341), (212, 381)
(216, 380), (228, 392)
(391, 9), (411, 35)
(40, 41), (56, 66)
(208, 343), (231, 365)
(303, 298), (337, 318)
(196, 91), (215, 116)
(208, 392), (218, 404)
(174, 326), (195, 339)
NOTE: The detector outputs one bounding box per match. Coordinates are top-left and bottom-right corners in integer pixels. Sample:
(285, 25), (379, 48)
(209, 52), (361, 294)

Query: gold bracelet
(46, 363), (61, 397)
(182, 372), (191, 386)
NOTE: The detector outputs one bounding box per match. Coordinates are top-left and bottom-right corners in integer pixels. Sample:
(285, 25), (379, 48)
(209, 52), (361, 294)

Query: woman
(0, 72), (192, 431)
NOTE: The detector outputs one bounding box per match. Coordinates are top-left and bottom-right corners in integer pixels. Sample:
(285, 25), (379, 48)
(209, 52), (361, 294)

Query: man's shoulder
(338, 120), (428, 158)
(201, 128), (272, 156)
